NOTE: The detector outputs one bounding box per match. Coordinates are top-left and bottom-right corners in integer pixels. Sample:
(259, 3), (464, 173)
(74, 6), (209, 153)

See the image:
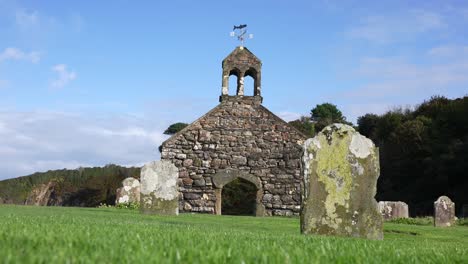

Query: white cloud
(347, 10), (445, 43)
(277, 111), (302, 122)
(15, 9), (39, 29)
(335, 45), (468, 123)
(344, 55), (468, 99)
(51, 64), (76, 88)
(0, 47), (40, 63)
(344, 103), (393, 124)
(428, 45), (468, 58)
(0, 111), (168, 180)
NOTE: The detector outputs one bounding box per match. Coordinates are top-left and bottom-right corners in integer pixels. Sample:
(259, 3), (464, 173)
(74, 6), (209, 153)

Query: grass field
(0, 205), (467, 263)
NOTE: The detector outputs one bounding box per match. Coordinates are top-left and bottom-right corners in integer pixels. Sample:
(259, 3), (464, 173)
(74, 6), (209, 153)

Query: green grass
(387, 217), (434, 226)
(0, 205), (467, 263)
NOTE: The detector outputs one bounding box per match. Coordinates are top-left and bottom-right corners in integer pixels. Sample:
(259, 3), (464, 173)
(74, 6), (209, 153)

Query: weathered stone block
(140, 161), (179, 215)
(184, 193), (200, 200)
(193, 178), (206, 186)
(115, 177), (140, 205)
(231, 156), (247, 165)
(434, 196), (455, 227)
(301, 124), (383, 240)
(378, 201), (409, 220)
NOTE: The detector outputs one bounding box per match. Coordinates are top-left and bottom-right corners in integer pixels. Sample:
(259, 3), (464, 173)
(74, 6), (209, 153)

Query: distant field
(0, 205), (467, 263)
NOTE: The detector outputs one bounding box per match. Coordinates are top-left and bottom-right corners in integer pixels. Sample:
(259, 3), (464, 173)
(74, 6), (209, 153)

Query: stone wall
(161, 96), (305, 216)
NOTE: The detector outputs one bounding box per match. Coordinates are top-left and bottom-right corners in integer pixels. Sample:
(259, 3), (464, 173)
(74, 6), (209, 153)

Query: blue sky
(1, 0), (467, 179)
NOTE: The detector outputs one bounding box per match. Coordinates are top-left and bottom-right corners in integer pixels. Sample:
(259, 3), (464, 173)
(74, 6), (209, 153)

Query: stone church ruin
(160, 46), (307, 216)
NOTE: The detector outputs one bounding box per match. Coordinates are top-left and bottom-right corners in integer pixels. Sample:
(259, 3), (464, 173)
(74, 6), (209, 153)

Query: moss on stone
(301, 124), (383, 240)
(140, 193), (179, 215)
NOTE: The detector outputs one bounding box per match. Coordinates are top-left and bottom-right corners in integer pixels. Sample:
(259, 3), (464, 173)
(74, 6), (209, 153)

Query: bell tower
(220, 46), (262, 103)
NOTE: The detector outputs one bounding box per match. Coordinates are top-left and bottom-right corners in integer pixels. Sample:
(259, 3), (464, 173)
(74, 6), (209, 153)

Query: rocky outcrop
(25, 181), (61, 206)
(301, 124), (383, 240)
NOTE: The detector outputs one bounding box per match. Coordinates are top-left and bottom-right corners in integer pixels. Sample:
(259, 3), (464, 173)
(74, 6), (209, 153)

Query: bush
(115, 202), (140, 210)
(98, 202), (140, 210)
(457, 218), (468, 226)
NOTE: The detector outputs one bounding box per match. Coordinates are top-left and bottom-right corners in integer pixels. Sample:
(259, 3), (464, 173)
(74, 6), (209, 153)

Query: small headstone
(434, 196), (455, 227)
(115, 177), (140, 205)
(301, 124), (383, 240)
(378, 201), (409, 220)
(140, 160), (179, 215)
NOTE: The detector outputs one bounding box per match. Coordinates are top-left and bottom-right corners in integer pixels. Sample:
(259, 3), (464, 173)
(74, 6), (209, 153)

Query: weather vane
(230, 24), (253, 48)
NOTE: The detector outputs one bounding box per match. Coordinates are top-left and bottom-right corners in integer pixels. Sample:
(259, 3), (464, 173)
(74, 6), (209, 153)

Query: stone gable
(161, 97), (306, 215)
(161, 46), (307, 216)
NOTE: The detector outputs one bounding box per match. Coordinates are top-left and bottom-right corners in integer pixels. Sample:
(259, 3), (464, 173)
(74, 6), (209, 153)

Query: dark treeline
(290, 96), (468, 216)
(357, 96), (468, 216)
(1, 96), (467, 215)
(0, 165), (140, 207)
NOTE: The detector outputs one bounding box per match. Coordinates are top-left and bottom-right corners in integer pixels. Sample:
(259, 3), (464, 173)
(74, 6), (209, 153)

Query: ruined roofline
(160, 102), (308, 148)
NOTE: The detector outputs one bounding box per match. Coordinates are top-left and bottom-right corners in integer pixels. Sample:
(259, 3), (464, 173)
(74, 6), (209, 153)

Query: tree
(310, 103), (349, 132)
(357, 114), (379, 139)
(288, 116), (315, 137)
(163, 122), (188, 135)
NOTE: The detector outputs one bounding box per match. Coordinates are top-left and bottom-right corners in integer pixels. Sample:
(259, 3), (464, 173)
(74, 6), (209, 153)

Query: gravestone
(434, 196), (455, 227)
(115, 177), (140, 205)
(378, 201), (409, 220)
(140, 160), (179, 215)
(301, 124), (383, 240)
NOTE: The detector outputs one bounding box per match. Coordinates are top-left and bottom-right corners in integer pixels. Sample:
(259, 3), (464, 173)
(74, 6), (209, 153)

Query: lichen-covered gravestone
(140, 160), (179, 215)
(434, 196), (455, 227)
(115, 177), (140, 205)
(301, 124), (383, 240)
(378, 201), (409, 220)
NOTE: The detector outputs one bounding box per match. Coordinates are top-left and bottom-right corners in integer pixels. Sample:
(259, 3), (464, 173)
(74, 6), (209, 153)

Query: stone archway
(212, 169), (265, 216)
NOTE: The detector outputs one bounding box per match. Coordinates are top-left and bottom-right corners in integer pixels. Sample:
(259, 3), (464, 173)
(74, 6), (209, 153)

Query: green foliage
(0, 165), (140, 207)
(357, 114), (379, 138)
(311, 103), (350, 132)
(457, 218), (468, 226)
(98, 202), (140, 210)
(387, 217), (434, 226)
(288, 103), (349, 138)
(357, 96), (468, 216)
(1, 206), (467, 263)
(288, 116), (316, 137)
(115, 202), (140, 210)
(97, 203), (113, 208)
(221, 178), (257, 215)
(163, 122), (188, 135)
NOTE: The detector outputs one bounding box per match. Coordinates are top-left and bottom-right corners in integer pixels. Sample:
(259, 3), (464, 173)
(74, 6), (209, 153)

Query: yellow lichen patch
(313, 130), (353, 229)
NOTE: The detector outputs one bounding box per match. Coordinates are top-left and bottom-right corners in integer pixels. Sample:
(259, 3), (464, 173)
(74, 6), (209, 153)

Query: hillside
(0, 165), (140, 207)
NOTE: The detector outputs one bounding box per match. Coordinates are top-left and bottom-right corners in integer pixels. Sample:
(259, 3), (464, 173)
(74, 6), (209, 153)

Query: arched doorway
(221, 178), (257, 215)
(212, 169), (265, 216)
